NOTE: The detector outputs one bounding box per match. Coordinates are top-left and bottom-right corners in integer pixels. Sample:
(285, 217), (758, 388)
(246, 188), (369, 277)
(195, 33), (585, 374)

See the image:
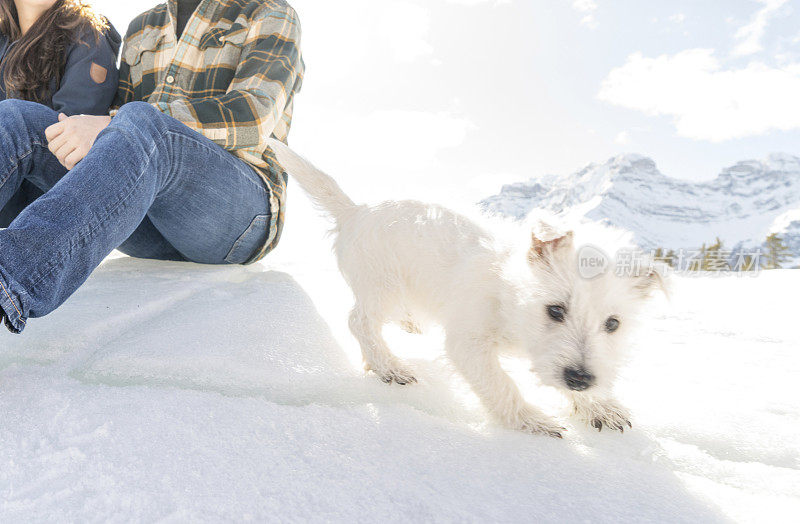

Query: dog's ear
(634, 264), (670, 299)
(528, 229), (574, 265)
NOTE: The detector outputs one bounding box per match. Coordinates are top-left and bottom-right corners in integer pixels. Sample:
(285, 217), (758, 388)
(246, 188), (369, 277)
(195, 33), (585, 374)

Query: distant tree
(764, 233), (791, 269)
(664, 249), (676, 268)
(702, 237), (730, 272)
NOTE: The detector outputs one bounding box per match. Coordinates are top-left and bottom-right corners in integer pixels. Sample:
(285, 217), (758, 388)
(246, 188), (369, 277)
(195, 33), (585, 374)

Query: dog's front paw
(509, 406), (566, 438)
(574, 398), (631, 433)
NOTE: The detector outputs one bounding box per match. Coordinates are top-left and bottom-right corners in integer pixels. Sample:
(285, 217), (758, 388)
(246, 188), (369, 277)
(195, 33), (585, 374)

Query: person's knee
(0, 98), (41, 114)
(0, 99), (57, 138)
(113, 102), (164, 129)
(109, 102), (172, 146)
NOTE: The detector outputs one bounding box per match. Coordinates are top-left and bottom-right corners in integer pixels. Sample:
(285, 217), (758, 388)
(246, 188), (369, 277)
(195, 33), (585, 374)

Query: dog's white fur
(269, 139), (665, 437)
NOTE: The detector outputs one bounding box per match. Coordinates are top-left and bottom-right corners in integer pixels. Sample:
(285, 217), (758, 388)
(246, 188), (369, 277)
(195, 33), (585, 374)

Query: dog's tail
(268, 138), (357, 222)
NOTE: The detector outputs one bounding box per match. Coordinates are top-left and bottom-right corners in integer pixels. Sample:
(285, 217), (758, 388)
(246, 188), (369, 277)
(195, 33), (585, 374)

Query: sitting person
(0, 0), (304, 333)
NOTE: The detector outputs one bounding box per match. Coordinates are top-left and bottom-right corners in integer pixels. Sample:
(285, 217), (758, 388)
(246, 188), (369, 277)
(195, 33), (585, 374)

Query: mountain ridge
(480, 153), (800, 263)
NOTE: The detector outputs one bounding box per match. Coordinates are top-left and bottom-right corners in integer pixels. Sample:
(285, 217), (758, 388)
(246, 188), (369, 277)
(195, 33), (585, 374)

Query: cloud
(572, 0), (598, 28)
(444, 0), (511, 4)
(572, 0), (597, 12)
(597, 49), (800, 141)
(289, 108), (476, 203)
(355, 110), (475, 161)
(732, 0), (788, 57)
(295, 109), (474, 167)
(668, 13), (686, 24)
(379, 2), (434, 62)
(614, 131), (631, 145)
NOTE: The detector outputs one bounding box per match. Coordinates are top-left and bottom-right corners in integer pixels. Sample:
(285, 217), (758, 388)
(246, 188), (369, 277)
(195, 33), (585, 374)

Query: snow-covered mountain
(481, 153), (800, 263)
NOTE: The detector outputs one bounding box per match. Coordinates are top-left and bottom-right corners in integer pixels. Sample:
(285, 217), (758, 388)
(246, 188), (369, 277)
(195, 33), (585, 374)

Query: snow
(1, 195), (799, 522)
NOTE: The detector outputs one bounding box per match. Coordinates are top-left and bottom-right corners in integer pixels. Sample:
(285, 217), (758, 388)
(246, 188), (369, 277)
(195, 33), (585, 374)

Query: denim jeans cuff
(0, 265), (28, 334)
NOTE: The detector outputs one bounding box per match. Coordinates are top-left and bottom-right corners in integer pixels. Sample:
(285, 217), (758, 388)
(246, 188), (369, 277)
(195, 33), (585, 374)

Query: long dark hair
(0, 0), (108, 103)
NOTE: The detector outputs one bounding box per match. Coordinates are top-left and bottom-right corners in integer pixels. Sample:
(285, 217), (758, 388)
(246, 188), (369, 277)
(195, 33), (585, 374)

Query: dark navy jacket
(0, 23), (121, 116)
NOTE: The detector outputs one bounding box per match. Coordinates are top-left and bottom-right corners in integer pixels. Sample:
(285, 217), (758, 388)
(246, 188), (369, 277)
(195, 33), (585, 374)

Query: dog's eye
(546, 305), (566, 322)
(605, 316), (620, 333)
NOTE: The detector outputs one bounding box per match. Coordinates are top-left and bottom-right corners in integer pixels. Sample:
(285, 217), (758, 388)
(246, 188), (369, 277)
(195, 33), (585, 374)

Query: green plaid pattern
(114, 0), (304, 263)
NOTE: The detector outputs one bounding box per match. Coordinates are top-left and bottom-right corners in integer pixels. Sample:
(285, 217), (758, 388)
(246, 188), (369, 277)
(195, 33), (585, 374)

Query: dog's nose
(563, 367), (595, 391)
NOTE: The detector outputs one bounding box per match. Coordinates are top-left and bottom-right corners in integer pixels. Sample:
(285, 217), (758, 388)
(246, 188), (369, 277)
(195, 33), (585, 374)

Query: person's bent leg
(0, 100), (71, 332)
(115, 215), (188, 262)
(132, 111), (273, 266)
(0, 182), (41, 227)
(0, 100), (184, 264)
(0, 102), (271, 333)
(0, 100), (69, 214)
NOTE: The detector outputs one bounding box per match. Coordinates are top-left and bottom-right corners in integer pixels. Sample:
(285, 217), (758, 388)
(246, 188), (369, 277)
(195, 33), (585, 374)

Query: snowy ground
(1, 195), (798, 522)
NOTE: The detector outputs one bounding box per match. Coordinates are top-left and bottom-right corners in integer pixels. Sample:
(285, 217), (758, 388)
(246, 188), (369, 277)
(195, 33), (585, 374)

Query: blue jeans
(0, 100), (273, 333)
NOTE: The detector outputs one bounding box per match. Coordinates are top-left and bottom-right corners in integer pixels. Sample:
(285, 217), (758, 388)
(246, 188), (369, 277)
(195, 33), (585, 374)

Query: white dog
(269, 140), (666, 438)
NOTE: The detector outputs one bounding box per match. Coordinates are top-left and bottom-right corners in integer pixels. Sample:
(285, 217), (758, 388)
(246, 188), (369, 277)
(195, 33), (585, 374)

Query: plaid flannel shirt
(114, 0), (304, 263)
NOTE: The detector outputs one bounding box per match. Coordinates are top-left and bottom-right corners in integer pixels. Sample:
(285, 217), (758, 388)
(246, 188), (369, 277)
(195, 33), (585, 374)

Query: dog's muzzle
(563, 367), (595, 391)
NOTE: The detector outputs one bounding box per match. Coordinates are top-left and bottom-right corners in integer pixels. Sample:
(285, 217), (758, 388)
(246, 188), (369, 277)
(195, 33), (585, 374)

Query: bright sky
(90, 0), (800, 206)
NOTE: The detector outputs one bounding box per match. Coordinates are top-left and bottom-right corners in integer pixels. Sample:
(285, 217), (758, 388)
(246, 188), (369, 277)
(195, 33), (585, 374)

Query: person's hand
(45, 113), (111, 170)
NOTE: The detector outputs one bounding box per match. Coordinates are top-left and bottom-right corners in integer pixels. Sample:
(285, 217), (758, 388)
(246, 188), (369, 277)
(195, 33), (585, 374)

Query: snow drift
(1, 250), (798, 521)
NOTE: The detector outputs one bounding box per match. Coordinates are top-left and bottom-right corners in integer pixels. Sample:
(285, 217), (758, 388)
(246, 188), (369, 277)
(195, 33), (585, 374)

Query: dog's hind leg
(349, 306), (417, 385)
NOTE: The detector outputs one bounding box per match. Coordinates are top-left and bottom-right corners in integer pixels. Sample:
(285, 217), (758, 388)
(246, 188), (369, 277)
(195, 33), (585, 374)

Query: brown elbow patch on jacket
(90, 62), (108, 84)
